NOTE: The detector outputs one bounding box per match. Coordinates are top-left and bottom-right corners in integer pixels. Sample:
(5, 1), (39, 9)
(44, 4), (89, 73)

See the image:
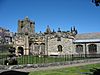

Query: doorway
(18, 47), (24, 55)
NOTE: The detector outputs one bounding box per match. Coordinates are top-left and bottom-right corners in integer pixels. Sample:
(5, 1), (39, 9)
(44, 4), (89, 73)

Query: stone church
(13, 17), (100, 56)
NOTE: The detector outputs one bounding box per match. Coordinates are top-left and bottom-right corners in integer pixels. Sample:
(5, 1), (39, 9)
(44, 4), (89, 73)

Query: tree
(92, 0), (100, 6)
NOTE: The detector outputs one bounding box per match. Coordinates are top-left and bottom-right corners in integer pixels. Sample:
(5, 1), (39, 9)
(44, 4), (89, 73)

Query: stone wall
(48, 37), (75, 55)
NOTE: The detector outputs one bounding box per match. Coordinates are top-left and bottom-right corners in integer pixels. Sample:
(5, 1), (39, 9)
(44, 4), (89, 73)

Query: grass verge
(29, 63), (100, 75)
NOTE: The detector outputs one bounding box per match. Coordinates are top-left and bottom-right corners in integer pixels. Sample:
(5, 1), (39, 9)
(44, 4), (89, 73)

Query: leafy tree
(92, 0), (100, 6)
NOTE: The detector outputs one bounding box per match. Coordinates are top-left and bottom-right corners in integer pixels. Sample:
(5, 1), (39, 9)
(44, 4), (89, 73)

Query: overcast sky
(0, 0), (100, 34)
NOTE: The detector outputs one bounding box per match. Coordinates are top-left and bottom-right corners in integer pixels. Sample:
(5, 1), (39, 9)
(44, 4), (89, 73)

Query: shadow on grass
(0, 70), (29, 75)
(89, 68), (100, 75)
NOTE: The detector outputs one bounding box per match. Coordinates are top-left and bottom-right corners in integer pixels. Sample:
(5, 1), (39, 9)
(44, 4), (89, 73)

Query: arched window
(76, 45), (83, 54)
(18, 47), (24, 55)
(34, 43), (39, 53)
(40, 43), (45, 54)
(88, 44), (97, 54)
(58, 45), (62, 52)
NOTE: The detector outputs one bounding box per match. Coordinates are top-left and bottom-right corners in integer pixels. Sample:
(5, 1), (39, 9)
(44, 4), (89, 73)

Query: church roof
(74, 39), (100, 43)
(75, 32), (100, 40)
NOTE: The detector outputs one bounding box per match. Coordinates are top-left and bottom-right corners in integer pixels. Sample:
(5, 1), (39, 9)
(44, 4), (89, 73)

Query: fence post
(65, 55), (66, 61)
(72, 54), (74, 61)
(44, 55), (46, 63)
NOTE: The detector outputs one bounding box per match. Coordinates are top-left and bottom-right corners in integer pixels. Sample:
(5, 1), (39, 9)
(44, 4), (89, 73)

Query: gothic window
(40, 43), (45, 54)
(21, 25), (23, 28)
(34, 43), (39, 52)
(21, 21), (23, 23)
(58, 45), (62, 52)
(57, 37), (61, 41)
(88, 44), (97, 54)
(76, 45), (83, 54)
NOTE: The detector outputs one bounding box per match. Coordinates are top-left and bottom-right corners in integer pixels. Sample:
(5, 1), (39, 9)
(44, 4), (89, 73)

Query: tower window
(57, 37), (61, 41)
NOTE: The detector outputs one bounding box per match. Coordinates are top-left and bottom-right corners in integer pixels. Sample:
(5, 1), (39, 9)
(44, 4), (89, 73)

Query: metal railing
(0, 54), (100, 65)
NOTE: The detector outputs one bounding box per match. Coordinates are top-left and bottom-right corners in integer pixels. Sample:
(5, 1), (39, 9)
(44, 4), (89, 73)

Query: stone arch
(58, 45), (63, 52)
(40, 43), (45, 45)
(88, 44), (97, 54)
(34, 43), (38, 45)
(76, 45), (83, 54)
(18, 46), (24, 55)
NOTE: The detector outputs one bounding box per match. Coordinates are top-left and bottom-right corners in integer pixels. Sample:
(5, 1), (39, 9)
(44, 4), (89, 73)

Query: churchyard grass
(29, 63), (100, 75)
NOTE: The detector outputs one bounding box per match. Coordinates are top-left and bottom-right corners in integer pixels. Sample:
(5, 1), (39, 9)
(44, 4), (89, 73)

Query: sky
(0, 0), (100, 34)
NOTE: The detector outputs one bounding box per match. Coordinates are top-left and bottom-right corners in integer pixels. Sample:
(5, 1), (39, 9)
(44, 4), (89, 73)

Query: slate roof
(75, 32), (100, 40)
(74, 39), (100, 43)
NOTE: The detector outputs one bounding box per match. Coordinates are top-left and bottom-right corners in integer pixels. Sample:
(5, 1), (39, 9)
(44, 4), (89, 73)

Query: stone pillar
(45, 36), (48, 55)
(84, 43), (88, 57)
(15, 47), (18, 56)
(39, 44), (41, 54)
(97, 43), (100, 54)
(24, 35), (29, 55)
(83, 44), (86, 54)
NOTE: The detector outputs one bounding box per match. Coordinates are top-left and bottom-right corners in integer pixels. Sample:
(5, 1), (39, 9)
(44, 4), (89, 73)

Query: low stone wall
(0, 58), (100, 70)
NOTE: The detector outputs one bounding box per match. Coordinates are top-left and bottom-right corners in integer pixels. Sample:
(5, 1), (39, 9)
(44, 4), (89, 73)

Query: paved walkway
(0, 59), (100, 73)
(14, 60), (100, 72)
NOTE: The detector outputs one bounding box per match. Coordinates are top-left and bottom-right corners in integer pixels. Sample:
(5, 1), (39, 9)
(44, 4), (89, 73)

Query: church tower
(14, 17), (35, 55)
(18, 16), (35, 34)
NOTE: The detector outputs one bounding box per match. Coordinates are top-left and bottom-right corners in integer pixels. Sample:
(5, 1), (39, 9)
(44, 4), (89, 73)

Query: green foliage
(29, 63), (100, 75)
(0, 44), (12, 53)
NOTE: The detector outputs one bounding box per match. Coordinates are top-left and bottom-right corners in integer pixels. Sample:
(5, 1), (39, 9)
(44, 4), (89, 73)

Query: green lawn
(29, 63), (100, 75)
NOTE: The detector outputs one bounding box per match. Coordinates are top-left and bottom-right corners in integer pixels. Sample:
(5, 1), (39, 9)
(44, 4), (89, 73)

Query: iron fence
(0, 54), (100, 65)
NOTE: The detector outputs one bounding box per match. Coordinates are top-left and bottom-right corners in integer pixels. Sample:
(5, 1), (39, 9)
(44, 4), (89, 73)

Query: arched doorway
(18, 47), (24, 55)
(58, 45), (62, 52)
(88, 44), (97, 54)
